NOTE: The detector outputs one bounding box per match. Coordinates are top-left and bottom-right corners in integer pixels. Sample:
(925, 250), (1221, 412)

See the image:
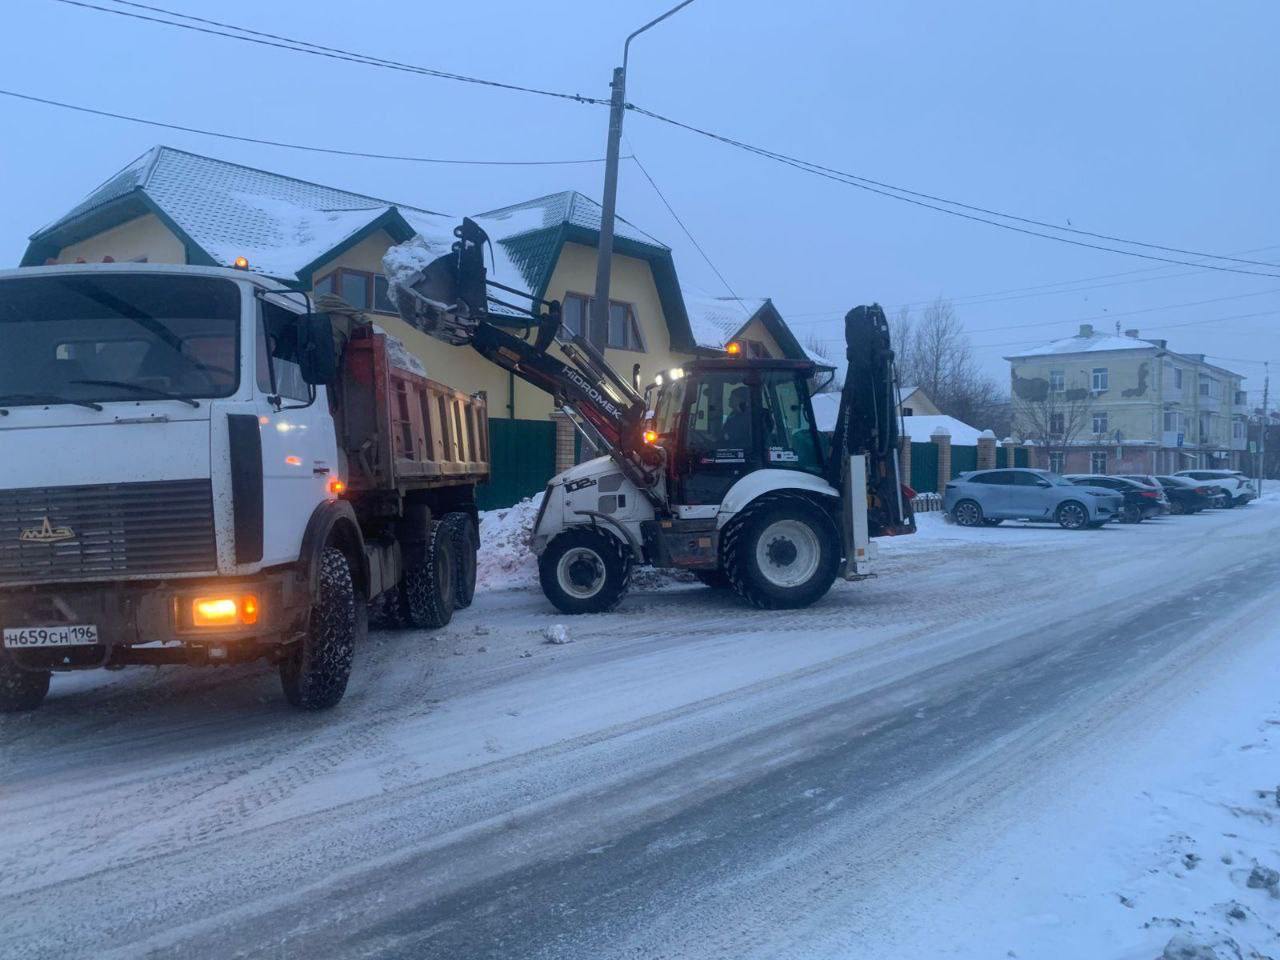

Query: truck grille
(0, 480), (216, 583)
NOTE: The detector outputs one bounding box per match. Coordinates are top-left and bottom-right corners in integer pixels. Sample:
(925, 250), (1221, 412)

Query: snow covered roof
(1005, 328), (1160, 359)
(809, 397), (985, 444)
(27, 146), (454, 283)
(684, 295), (767, 350)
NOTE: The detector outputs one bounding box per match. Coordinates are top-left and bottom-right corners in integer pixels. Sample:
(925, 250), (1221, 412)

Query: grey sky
(4, 0), (1277, 395)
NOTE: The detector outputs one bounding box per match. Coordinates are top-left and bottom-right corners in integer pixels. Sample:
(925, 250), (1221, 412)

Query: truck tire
(0, 654), (50, 713)
(399, 520), (454, 630)
(280, 547), (357, 710)
(539, 528), (631, 615)
(442, 512), (479, 609)
(723, 498), (840, 610)
(693, 569), (732, 589)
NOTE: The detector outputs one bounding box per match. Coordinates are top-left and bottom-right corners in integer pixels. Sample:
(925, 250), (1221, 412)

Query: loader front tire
(280, 547), (359, 710)
(724, 498), (840, 610)
(539, 528), (631, 615)
(398, 521), (455, 630)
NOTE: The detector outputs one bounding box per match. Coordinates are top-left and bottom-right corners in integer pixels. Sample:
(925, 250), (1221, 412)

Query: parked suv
(1174, 470), (1256, 507)
(944, 468), (1124, 529)
(1065, 474), (1167, 523)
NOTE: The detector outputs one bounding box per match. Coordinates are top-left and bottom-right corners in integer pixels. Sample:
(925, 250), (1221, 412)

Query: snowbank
(476, 494), (543, 591)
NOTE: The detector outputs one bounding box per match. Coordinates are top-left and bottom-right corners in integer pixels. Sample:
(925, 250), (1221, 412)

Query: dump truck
(388, 219), (914, 615)
(0, 262), (487, 712)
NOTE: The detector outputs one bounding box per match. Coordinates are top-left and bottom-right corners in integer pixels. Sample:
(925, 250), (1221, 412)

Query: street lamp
(590, 0), (699, 343)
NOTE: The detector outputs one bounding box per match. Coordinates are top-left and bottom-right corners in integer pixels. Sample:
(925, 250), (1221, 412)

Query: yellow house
(23, 146), (822, 505)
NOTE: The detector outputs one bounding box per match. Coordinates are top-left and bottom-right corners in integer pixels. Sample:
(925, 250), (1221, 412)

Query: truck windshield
(0, 273), (240, 407)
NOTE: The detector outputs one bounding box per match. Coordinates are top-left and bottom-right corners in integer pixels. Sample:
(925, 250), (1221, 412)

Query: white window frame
(1090, 451), (1108, 473)
(1049, 369), (1065, 393)
(1048, 451), (1064, 473)
(1091, 367), (1108, 393)
(1092, 411), (1108, 434)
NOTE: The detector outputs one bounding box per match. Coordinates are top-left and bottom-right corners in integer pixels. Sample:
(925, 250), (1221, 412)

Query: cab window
(256, 301), (309, 402)
(760, 372), (822, 473)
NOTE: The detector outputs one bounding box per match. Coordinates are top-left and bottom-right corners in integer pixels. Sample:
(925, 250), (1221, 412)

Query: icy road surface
(3, 503), (1279, 959)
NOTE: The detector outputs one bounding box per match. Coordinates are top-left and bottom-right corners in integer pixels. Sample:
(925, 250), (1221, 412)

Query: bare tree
(1012, 376), (1092, 471)
(803, 333), (843, 392)
(893, 298), (1003, 429)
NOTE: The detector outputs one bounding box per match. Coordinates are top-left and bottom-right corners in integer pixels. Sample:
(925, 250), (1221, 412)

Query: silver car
(943, 468), (1124, 530)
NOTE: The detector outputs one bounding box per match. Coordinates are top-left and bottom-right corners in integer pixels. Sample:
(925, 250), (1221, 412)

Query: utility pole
(1260, 362), (1269, 495)
(591, 0), (698, 343)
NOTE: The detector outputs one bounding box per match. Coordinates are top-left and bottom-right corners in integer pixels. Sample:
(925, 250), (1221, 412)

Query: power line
(48, 0), (607, 106)
(627, 104), (1280, 278)
(783, 243), (1280, 319)
(0, 88), (613, 167)
(625, 144), (750, 320)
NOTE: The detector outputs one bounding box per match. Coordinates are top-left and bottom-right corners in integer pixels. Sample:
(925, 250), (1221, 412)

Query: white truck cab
(0, 263), (484, 712)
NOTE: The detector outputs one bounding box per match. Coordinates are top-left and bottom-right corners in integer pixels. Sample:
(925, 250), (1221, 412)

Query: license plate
(3, 624), (99, 648)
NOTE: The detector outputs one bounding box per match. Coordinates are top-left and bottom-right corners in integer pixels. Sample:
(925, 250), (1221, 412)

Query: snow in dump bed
(369, 324), (428, 379)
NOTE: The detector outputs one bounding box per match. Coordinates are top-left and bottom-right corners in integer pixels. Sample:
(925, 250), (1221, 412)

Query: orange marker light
(285, 455), (302, 466)
(726, 341), (742, 355)
(233, 256), (250, 270)
(328, 478), (347, 496)
(643, 430), (658, 445)
(192, 595), (261, 627)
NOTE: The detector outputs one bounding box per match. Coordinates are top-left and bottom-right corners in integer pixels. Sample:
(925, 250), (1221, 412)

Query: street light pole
(590, 0), (698, 344)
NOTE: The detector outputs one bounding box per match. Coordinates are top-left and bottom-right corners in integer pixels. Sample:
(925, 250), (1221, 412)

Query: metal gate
(475, 417), (557, 511)
(951, 444), (977, 478)
(911, 441), (939, 493)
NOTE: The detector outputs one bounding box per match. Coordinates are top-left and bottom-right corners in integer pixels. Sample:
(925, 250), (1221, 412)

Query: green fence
(1015, 446), (1029, 467)
(910, 441), (939, 493)
(475, 417), (557, 511)
(951, 444), (978, 478)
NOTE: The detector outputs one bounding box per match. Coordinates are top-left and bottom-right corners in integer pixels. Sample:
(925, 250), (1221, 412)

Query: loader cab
(648, 358), (823, 506)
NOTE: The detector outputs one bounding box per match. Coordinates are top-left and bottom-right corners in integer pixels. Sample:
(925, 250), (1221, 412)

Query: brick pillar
(932, 427), (952, 491)
(899, 435), (912, 486)
(551, 412), (576, 472)
(1001, 437), (1017, 467)
(976, 430), (997, 470)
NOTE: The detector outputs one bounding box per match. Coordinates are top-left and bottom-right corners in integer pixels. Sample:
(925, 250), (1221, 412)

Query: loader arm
(387, 218), (662, 498)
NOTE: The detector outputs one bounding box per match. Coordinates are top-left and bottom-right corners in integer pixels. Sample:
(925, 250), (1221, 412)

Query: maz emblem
(19, 517), (76, 544)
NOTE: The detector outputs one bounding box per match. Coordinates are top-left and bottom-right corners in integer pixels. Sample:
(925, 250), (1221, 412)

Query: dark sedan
(1065, 475), (1166, 523)
(1148, 475), (1221, 514)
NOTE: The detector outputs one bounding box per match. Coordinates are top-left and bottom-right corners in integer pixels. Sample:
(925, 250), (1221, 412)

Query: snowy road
(3, 503), (1279, 959)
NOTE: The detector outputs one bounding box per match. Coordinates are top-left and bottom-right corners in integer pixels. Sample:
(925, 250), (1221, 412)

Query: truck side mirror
(296, 313), (338, 385)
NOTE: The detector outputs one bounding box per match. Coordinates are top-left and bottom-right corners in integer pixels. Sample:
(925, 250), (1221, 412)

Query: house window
(1091, 367), (1108, 392)
(314, 268), (396, 314)
(1198, 413), (1212, 440)
(1092, 411), (1108, 434)
(1235, 389), (1248, 406)
(1048, 452), (1065, 473)
(561, 293), (645, 351)
(1049, 369), (1065, 393)
(902, 406), (914, 417)
(743, 339), (771, 359)
(1163, 410), (1185, 433)
(1233, 419), (1246, 440)
(1050, 412), (1065, 434)
(1174, 367), (1183, 389)
(1090, 451), (1108, 473)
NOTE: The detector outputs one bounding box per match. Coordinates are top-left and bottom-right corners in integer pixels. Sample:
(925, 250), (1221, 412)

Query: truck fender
(298, 500), (369, 601)
(715, 469), (841, 528)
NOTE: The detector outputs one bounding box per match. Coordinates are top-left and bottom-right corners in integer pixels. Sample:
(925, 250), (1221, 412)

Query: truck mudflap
(0, 570), (309, 672)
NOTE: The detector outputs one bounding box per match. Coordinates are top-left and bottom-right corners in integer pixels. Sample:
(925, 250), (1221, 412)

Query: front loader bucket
(385, 218), (491, 346)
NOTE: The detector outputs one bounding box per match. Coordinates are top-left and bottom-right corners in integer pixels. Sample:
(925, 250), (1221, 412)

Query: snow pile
(381, 234), (449, 314)
(543, 624), (571, 645)
(369, 324), (428, 379)
(476, 494), (543, 590)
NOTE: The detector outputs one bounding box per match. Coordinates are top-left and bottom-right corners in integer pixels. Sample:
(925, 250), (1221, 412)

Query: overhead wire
(0, 89), (614, 166)
(626, 104), (1280, 278)
(48, 0), (608, 105)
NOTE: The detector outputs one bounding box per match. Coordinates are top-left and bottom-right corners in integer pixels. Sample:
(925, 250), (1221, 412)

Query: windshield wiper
(69, 380), (201, 408)
(0, 393), (104, 413)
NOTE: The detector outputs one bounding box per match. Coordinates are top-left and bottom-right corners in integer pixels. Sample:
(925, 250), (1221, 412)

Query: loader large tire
(539, 528), (631, 615)
(442, 512), (479, 609)
(0, 653), (50, 713)
(724, 498), (840, 610)
(280, 547), (358, 710)
(399, 520), (455, 630)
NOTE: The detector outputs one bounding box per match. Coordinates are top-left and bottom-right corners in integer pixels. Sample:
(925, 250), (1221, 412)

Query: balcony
(1197, 395), (1221, 412)
(1161, 430), (1186, 448)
